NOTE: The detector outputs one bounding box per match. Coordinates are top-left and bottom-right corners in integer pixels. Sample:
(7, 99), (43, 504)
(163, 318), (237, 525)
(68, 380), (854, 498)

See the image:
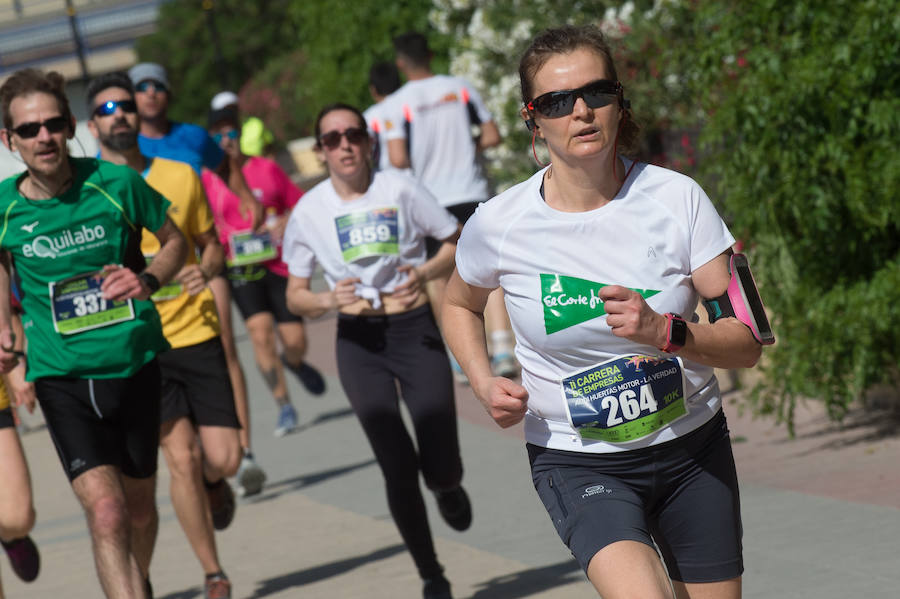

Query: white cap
(210, 91), (239, 110)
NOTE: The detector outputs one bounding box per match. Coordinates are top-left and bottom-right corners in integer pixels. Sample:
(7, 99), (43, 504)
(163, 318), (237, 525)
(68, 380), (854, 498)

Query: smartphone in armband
(703, 253), (775, 345)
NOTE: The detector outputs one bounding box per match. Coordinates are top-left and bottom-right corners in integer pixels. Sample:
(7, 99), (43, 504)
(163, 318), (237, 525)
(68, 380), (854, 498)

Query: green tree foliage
(135, 0), (443, 142)
(134, 0), (299, 125)
(628, 0), (900, 427)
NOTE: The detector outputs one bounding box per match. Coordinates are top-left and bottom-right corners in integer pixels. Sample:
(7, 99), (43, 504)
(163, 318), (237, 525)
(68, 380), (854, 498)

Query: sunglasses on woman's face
(93, 99), (137, 118)
(527, 79), (620, 119)
(319, 127), (368, 150)
(9, 116), (69, 139)
(212, 129), (239, 144)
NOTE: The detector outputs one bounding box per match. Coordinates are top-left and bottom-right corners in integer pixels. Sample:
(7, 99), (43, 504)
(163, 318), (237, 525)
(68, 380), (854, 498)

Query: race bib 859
(335, 207), (399, 263)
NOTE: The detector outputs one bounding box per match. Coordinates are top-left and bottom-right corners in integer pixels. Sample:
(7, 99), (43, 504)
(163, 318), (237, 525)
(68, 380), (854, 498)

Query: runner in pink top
(205, 108), (326, 444)
(203, 155), (301, 277)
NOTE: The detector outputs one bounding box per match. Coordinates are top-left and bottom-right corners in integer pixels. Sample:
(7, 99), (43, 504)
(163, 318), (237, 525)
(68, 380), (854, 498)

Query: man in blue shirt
(128, 63), (223, 173)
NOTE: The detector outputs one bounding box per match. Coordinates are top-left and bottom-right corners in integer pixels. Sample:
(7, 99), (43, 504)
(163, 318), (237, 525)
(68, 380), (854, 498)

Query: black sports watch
(138, 271), (161, 294)
(660, 313), (687, 353)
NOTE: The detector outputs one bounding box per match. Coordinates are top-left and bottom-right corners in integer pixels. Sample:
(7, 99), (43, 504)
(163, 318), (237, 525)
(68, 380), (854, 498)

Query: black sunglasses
(10, 116), (69, 139)
(135, 80), (167, 94)
(527, 79), (621, 119)
(93, 99), (137, 118)
(319, 127), (368, 150)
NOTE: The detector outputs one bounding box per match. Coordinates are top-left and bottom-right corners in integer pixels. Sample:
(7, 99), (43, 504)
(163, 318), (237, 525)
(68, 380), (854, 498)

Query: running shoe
(206, 479), (236, 531)
(490, 352), (520, 378)
(1, 535), (40, 582)
(204, 572), (232, 599)
(274, 403), (298, 437)
(422, 573), (453, 599)
(236, 453), (267, 497)
(282, 355), (326, 395)
(435, 486), (472, 531)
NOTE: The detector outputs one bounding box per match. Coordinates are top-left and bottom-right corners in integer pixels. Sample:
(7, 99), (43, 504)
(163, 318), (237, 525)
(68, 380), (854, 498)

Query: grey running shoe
(274, 403), (298, 437)
(1, 535), (40, 582)
(206, 479), (236, 530)
(236, 453), (267, 497)
(490, 352), (519, 378)
(204, 572), (232, 599)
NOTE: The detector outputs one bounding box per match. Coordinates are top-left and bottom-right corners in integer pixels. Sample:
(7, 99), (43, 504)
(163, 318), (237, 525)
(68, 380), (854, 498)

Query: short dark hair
(0, 68), (73, 129)
(393, 32), (430, 68)
(313, 102), (366, 143)
(85, 71), (134, 112)
(519, 25), (640, 155)
(369, 62), (401, 97)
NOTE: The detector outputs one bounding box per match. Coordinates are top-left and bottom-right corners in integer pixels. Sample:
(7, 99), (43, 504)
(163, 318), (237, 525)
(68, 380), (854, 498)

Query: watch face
(670, 315), (687, 348)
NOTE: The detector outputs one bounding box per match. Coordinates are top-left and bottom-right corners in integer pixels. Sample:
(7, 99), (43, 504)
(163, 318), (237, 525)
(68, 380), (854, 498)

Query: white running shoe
(236, 454), (267, 497)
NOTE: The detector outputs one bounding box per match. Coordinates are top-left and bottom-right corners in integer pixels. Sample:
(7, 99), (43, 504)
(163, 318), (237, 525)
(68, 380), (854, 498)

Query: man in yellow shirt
(87, 72), (240, 599)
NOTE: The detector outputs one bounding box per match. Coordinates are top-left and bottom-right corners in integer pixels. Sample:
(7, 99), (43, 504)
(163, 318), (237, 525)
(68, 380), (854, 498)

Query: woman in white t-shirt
(443, 25), (767, 599)
(282, 103), (466, 599)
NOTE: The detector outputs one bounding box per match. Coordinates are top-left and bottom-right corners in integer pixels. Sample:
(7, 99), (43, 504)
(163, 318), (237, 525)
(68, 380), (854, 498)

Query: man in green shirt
(88, 71), (240, 599)
(0, 68), (186, 599)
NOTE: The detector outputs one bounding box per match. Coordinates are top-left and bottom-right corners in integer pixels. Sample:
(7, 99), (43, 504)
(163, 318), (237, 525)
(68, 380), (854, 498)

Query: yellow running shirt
(0, 377), (9, 411)
(141, 157), (220, 348)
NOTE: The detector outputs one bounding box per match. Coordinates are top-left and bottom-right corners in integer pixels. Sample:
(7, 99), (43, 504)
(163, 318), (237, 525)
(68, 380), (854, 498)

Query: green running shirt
(0, 158), (171, 380)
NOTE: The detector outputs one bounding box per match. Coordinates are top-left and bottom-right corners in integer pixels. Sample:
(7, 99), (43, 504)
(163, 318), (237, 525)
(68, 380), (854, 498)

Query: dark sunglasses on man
(318, 127), (368, 150)
(135, 80), (168, 94)
(527, 79), (622, 119)
(93, 100), (138, 118)
(9, 116), (69, 139)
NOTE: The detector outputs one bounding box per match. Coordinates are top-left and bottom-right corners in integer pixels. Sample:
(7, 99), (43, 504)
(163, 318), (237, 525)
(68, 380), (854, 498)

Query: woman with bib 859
(282, 103), (469, 599)
(443, 25), (768, 599)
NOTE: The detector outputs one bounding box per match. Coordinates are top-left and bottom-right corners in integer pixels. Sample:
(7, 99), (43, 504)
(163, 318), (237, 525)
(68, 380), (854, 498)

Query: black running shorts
(528, 409), (743, 583)
(0, 407), (13, 429)
(157, 336), (240, 428)
(425, 201), (478, 259)
(36, 359), (162, 481)
(226, 264), (302, 323)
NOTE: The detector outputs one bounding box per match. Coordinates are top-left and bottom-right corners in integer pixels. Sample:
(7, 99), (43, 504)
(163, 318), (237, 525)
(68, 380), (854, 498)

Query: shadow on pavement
(245, 458), (377, 504)
(158, 586), (201, 599)
(469, 560), (584, 598)
(245, 544), (407, 598)
(783, 407), (900, 454)
(294, 406), (356, 433)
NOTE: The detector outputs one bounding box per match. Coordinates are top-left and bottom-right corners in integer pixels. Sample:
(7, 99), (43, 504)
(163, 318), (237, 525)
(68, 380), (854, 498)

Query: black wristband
(139, 271), (161, 293)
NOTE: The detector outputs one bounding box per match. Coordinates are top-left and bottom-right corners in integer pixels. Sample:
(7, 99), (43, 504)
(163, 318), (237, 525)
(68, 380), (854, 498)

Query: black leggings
(336, 303), (462, 579)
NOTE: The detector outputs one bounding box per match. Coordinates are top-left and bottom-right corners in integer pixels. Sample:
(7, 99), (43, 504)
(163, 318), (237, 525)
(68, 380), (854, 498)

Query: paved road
(3, 308), (899, 598)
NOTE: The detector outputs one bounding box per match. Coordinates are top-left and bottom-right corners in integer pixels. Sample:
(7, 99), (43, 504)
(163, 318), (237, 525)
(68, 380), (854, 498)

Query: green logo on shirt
(541, 274), (661, 334)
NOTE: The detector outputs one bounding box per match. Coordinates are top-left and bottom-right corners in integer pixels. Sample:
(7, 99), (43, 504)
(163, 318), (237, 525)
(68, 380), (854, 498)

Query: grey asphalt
(3, 307), (899, 598)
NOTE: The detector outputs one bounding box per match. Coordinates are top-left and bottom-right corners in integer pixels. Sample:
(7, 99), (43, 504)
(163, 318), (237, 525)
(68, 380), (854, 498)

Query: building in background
(0, 0), (167, 177)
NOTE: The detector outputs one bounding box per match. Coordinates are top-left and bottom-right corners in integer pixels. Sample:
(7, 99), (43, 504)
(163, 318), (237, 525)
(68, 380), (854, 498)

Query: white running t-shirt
(363, 98), (409, 175)
(455, 161), (736, 453)
(383, 74), (493, 207)
(283, 170), (458, 299)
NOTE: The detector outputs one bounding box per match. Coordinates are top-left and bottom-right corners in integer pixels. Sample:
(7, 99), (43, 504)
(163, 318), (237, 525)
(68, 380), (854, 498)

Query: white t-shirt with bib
(455, 161), (735, 454)
(283, 170), (458, 298)
(383, 74), (493, 207)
